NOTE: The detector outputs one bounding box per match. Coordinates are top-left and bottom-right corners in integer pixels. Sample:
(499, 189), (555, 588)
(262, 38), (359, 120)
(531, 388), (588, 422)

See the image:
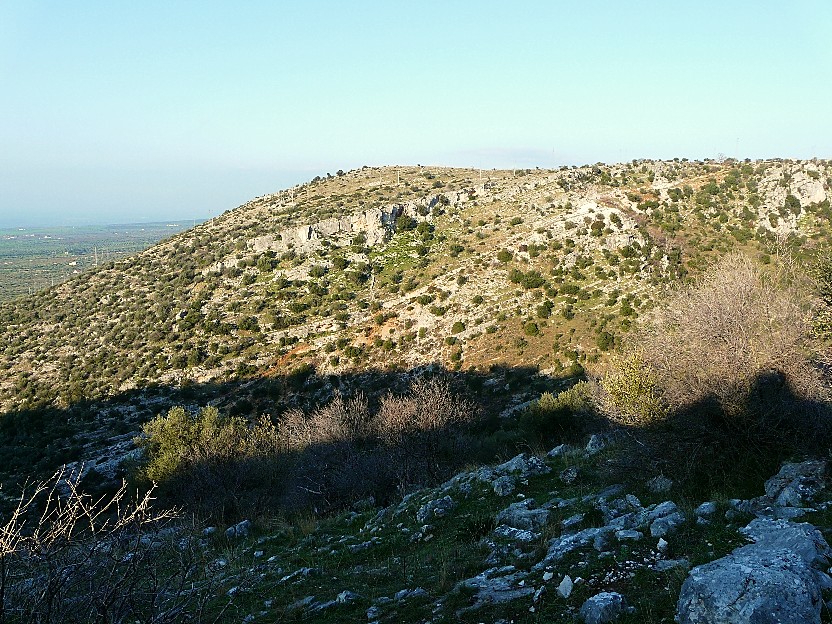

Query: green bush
(600, 352), (666, 426)
(519, 381), (595, 443)
(135, 406), (283, 519)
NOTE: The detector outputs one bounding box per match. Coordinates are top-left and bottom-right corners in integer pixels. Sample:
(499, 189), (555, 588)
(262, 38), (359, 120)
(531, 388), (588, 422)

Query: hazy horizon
(2, 1), (830, 227)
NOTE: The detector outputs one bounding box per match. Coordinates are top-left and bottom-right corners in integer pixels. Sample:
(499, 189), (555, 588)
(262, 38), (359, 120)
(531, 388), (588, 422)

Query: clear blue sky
(1, 1), (830, 227)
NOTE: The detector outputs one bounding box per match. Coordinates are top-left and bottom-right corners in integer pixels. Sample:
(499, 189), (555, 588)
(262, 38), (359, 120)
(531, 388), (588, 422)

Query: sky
(1, 1), (830, 227)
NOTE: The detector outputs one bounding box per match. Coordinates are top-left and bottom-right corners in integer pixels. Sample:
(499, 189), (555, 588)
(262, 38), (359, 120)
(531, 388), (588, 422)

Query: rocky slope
(191, 436), (832, 623)
(1, 158), (832, 622)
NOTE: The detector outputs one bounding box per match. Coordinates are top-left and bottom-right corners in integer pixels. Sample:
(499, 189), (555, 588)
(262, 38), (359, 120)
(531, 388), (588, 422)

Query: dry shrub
(307, 392), (370, 442)
(624, 252), (826, 421)
(374, 377), (477, 440)
(139, 378), (480, 516)
(602, 252), (831, 493)
(0, 469), (220, 623)
(283, 376), (479, 511)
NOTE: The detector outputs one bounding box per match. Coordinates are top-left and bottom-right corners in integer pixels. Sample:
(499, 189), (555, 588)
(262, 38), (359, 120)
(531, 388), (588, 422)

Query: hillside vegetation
(2, 158), (832, 622)
(1, 159), (831, 482)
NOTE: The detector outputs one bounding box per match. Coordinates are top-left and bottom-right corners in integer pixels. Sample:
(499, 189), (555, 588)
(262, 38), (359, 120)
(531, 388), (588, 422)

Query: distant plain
(0, 222), (197, 301)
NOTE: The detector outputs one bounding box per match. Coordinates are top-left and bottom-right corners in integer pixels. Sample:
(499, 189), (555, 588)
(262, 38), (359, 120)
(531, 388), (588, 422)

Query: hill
(2, 158), (832, 623)
(0, 158), (830, 483)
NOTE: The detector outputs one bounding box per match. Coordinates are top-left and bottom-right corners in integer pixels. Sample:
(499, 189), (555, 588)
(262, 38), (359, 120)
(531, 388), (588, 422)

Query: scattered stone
(695, 501), (718, 517)
(656, 537), (669, 553)
(534, 526), (614, 571)
(416, 495), (456, 523)
(493, 525), (538, 542)
(547, 444), (575, 458)
(202, 526), (216, 537)
(585, 434), (608, 455)
(557, 575), (573, 598)
(735, 460), (828, 518)
(561, 513), (585, 531)
(677, 518), (832, 624)
(336, 590), (359, 604)
(348, 538), (379, 554)
(585, 432), (623, 455)
(226, 519), (252, 540)
(366, 605), (380, 620)
(560, 466), (579, 484)
(646, 475), (673, 493)
(394, 587), (427, 601)
(542, 571), (554, 582)
(615, 530), (642, 541)
(494, 453), (552, 478)
(579, 591), (631, 624)
(455, 566), (533, 613)
(287, 596), (316, 612)
(647, 500), (679, 521)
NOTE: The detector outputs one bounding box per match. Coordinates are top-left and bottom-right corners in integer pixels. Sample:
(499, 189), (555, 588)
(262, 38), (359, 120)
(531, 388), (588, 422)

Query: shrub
(600, 351), (667, 426)
(630, 253), (824, 420)
(396, 214), (417, 231)
(0, 469), (214, 622)
(596, 330), (615, 351)
(136, 406), (284, 519)
(519, 381), (595, 443)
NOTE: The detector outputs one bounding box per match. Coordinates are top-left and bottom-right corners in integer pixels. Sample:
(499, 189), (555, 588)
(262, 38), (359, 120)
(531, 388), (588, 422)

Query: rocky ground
(194, 435), (832, 623)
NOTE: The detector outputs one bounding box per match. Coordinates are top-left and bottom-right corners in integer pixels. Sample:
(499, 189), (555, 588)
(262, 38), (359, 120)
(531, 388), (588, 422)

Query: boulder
(496, 499), (550, 531)
(650, 511), (685, 537)
(763, 460), (826, 507)
(579, 592), (630, 623)
(494, 453), (552, 478)
(547, 444), (576, 458)
(534, 526), (614, 571)
(455, 566), (533, 613)
(676, 518), (832, 624)
(492, 476), (515, 496)
(226, 519), (252, 540)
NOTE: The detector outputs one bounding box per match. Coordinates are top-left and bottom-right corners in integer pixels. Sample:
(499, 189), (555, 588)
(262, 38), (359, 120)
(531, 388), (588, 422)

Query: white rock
(557, 575), (573, 598)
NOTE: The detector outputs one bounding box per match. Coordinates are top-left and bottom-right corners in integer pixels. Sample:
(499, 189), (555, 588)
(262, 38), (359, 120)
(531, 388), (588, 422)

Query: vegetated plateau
(2, 158), (832, 623)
